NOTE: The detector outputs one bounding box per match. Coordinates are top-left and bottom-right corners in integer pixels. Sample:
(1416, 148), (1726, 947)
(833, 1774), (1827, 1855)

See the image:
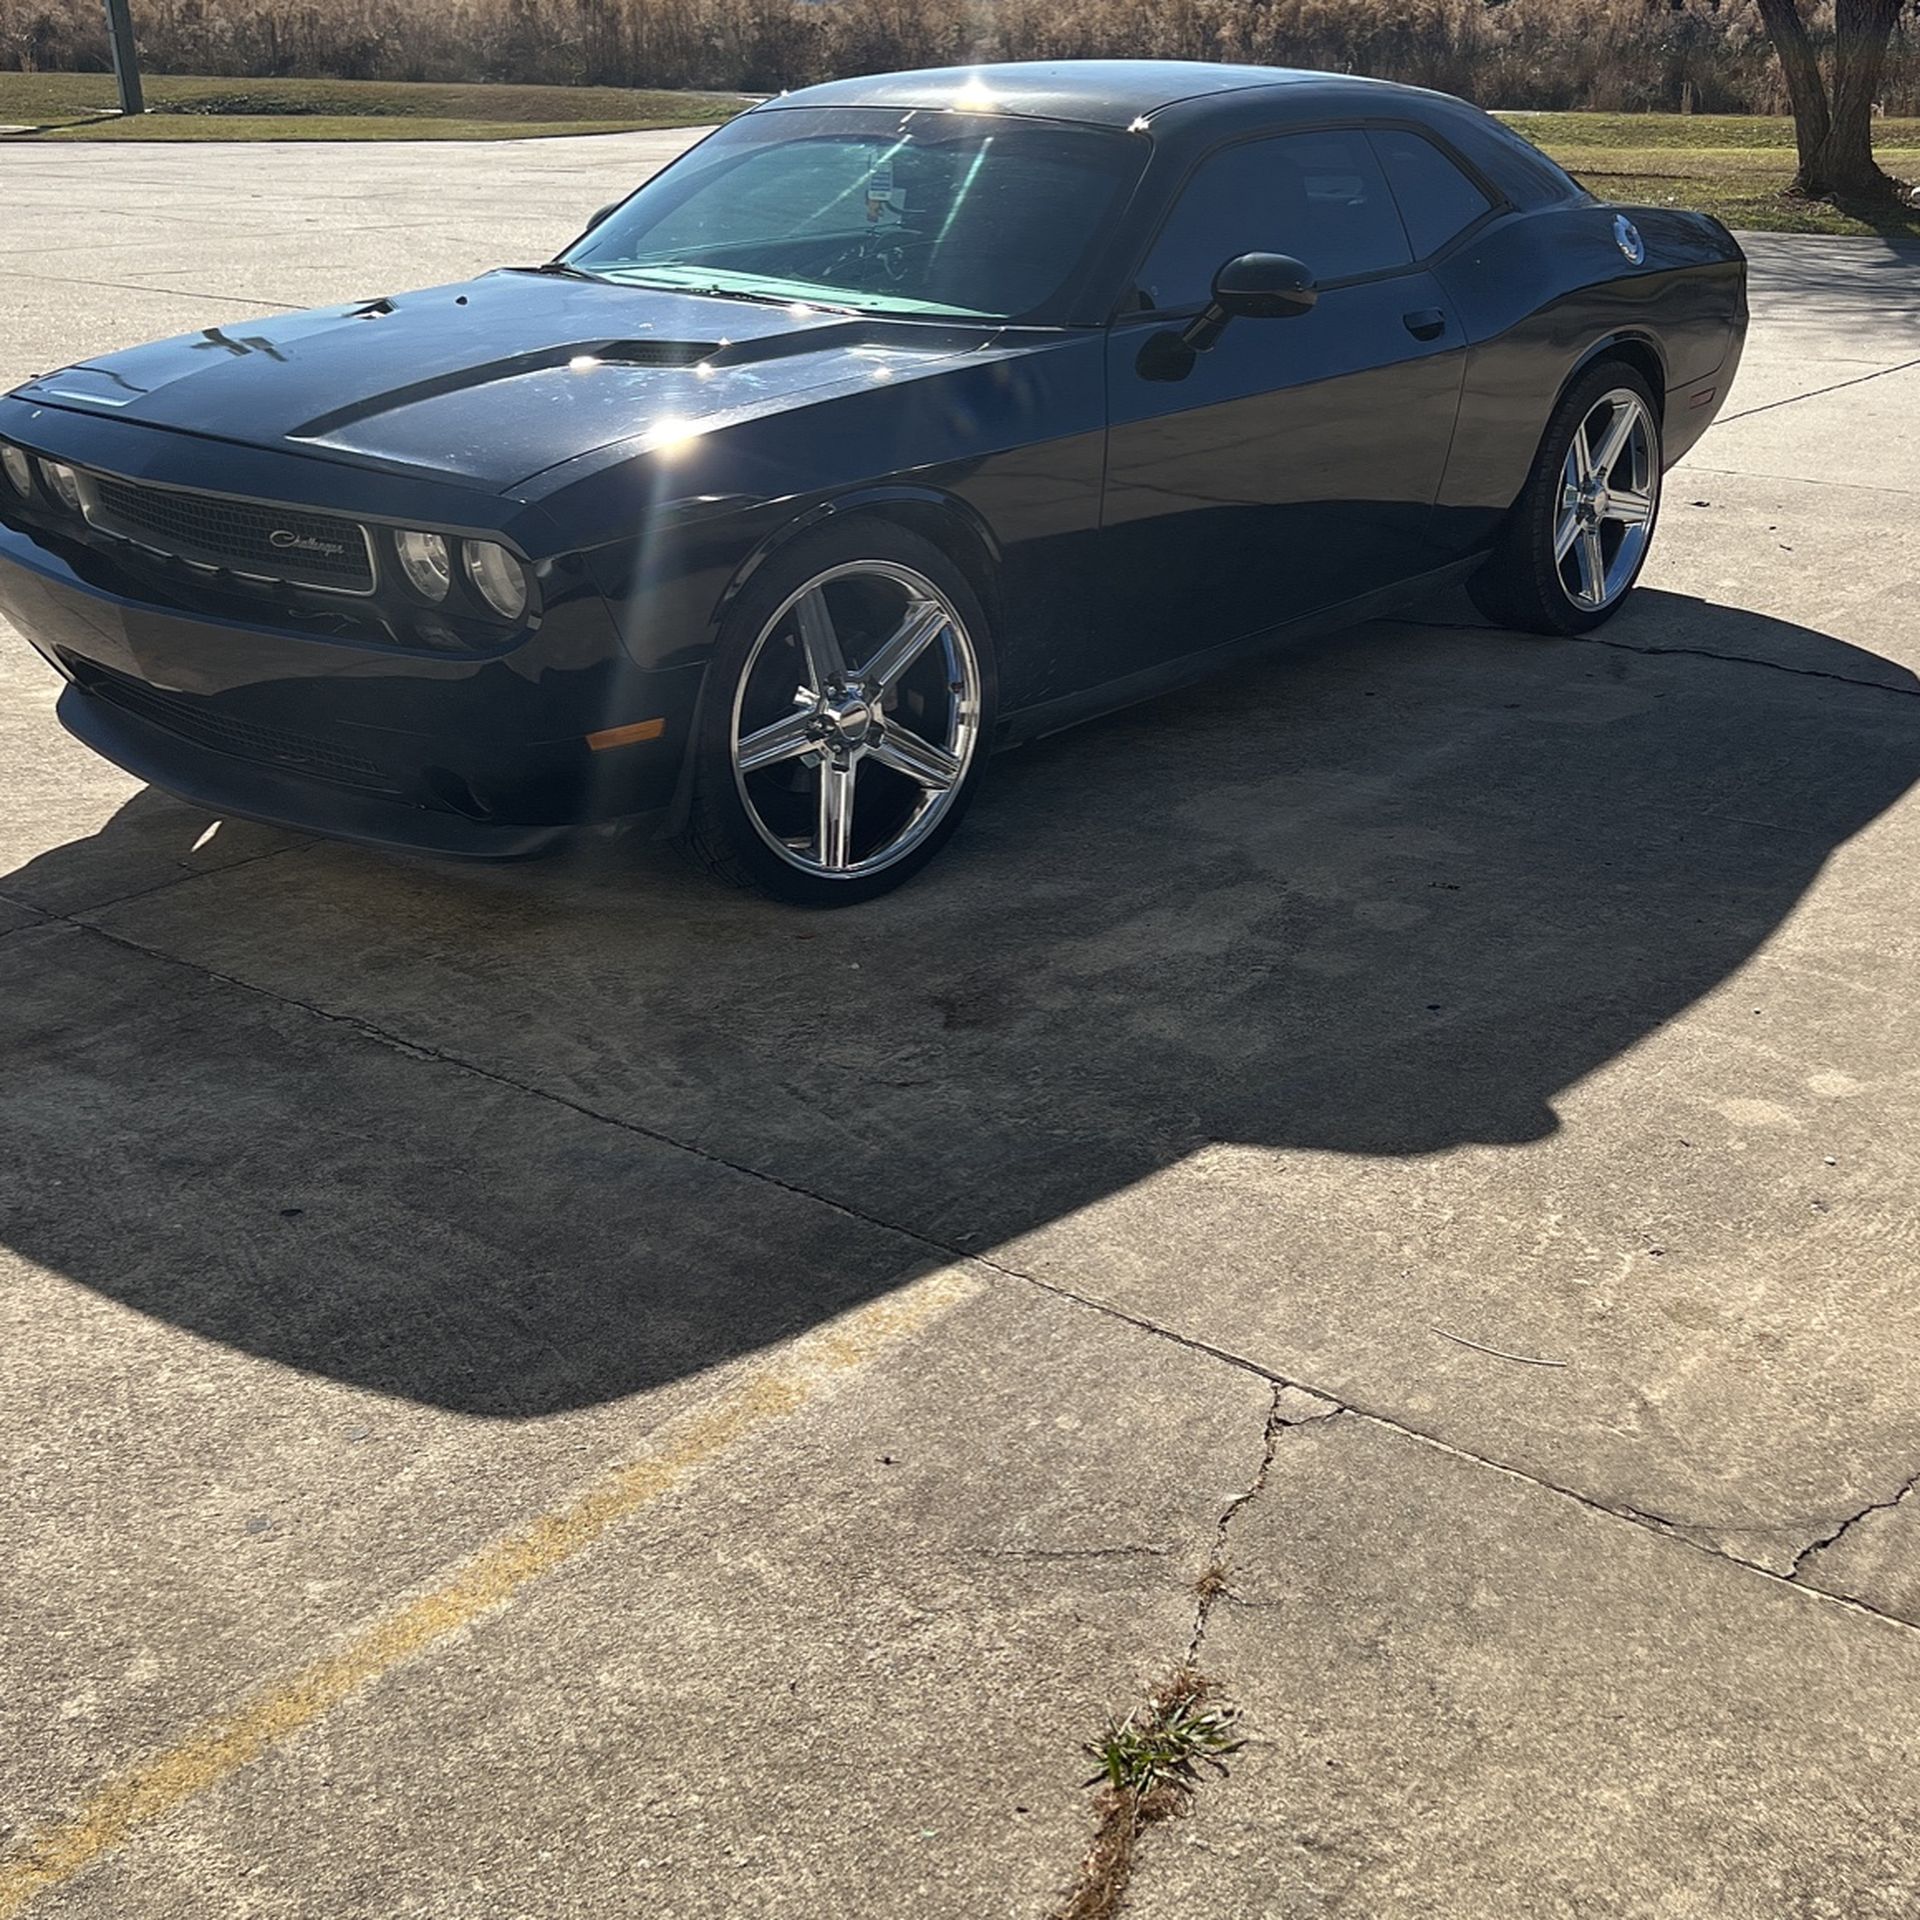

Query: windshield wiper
(508, 261), (604, 282)
(609, 275), (863, 315)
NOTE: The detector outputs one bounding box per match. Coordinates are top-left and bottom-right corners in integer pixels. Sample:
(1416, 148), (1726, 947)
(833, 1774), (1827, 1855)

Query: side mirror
(1134, 253), (1318, 384)
(583, 201), (622, 234)
(1212, 252), (1318, 320)
(1185, 253), (1316, 351)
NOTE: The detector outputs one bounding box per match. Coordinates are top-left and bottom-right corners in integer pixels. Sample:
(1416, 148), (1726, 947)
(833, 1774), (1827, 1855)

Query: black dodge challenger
(0, 62), (1746, 903)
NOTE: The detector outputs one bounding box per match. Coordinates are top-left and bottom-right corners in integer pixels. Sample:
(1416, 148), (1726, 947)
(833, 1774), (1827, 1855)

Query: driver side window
(1134, 129), (1413, 313)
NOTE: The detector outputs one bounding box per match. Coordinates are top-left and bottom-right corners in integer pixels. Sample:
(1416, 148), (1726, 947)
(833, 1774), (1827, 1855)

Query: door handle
(1402, 308), (1447, 341)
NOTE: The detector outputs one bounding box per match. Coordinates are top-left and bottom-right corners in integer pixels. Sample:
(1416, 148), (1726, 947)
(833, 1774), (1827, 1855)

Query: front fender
(716, 481), (1005, 624)
(563, 334), (1110, 711)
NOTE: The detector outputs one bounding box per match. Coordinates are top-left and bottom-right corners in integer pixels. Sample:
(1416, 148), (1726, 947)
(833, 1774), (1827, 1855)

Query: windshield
(562, 107), (1146, 323)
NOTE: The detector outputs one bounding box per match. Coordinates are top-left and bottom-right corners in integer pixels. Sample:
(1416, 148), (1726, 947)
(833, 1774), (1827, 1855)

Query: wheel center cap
(822, 692), (875, 748)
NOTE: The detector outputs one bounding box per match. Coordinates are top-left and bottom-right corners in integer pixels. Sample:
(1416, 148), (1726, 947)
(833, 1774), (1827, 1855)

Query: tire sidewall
(1526, 362), (1664, 635)
(691, 517), (999, 906)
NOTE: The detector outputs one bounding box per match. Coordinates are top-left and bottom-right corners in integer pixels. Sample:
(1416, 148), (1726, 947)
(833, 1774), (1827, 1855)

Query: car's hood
(13, 272), (996, 492)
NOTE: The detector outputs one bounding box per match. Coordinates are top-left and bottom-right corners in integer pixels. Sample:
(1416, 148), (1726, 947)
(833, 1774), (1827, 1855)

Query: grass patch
(3, 82), (1917, 231)
(1056, 1670), (1244, 1920)
(0, 73), (746, 140)
(1504, 109), (1920, 151)
(1506, 111), (1920, 235)
(29, 113), (689, 141)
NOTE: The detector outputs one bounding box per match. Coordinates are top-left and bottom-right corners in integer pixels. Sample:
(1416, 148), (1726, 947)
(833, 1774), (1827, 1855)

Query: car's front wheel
(1468, 362), (1664, 636)
(679, 521), (997, 905)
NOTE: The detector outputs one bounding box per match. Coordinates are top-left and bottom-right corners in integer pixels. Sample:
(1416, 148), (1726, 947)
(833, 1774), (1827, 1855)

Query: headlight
(463, 540), (529, 622)
(39, 459), (83, 513)
(1, 444), (32, 499)
(394, 529), (451, 601)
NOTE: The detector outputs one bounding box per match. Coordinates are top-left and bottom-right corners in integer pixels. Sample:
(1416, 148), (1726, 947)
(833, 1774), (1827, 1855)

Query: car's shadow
(5, 590), (1918, 1414)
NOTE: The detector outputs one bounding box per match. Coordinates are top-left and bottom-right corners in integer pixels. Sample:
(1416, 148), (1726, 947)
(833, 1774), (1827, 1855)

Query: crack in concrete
(1574, 630), (1920, 697)
(1186, 1386), (1283, 1664)
(1183, 1386), (1341, 1664)
(109, 844), (303, 910)
(0, 263), (304, 311)
(1680, 460), (1920, 501)
(0, 842), (298, 928)
(1058, 1385), (1342, 1919)
(976, 1544), (1172, 1563)
(1400, 616), (1920, 701)
(46, 910), (1920, 1640)
(1789, 1464), (1920, 1580)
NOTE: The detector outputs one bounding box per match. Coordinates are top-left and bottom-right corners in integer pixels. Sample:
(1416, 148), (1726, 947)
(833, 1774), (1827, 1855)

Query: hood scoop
(597, 338), (720, 367)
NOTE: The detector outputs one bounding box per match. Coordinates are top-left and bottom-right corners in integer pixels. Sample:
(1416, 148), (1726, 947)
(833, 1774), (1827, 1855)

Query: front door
(1100, 128), (1466, 683)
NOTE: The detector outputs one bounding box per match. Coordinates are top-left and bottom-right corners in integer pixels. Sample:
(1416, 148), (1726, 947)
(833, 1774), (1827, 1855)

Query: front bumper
(53, 681), (587, 859)
(0, 521), (696, 859)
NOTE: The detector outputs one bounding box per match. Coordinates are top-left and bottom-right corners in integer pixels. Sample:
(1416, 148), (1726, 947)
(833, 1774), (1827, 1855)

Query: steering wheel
(821, 226), (932, 289)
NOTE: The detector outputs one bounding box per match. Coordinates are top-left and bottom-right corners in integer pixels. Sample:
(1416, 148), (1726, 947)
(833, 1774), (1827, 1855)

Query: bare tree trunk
(1757, 0), (1905, 201)
(1814, 0), (1902, 196)
(1754, 0), (1831, 184)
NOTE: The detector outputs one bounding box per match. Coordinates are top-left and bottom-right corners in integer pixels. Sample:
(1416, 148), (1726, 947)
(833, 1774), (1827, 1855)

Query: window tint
(1370, 129), (1493, 258)
(567, 109), (1146, 322)
(1134, 129), (1412, 310)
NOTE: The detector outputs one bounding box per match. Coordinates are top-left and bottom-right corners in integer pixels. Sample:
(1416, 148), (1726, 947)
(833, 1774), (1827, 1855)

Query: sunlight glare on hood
(646, 415), (710, 454)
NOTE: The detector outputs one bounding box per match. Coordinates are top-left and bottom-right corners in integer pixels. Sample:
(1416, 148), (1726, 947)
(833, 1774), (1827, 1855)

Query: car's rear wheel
(679, 521), (997, 905)
(1468, 362), (1663, 636)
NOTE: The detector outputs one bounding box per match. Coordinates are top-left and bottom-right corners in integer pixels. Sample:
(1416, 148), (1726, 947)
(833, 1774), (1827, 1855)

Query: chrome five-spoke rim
(1557, 388), (1658, 611)
(730, 560), (982, 878)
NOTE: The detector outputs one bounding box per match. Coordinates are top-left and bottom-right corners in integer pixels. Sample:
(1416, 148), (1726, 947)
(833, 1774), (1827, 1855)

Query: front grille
(83, 475), (375, 594)
(76, 662), (399, 794)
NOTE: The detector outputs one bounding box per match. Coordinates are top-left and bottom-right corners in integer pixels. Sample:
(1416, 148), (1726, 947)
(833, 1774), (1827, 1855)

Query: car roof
(762, 60), (1427, 131)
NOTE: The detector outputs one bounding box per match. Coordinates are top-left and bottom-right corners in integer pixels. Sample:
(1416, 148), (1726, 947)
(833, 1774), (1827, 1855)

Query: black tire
(677, 518), (999, 906)
(1468, 360), (1664, 636)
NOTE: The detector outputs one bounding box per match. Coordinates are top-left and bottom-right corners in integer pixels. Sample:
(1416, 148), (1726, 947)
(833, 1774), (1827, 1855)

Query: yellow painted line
(0, 1265), (980, 1916)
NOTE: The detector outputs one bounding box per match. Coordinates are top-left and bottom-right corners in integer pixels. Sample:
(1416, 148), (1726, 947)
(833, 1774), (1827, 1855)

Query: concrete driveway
(2, 133), (1918, 1918)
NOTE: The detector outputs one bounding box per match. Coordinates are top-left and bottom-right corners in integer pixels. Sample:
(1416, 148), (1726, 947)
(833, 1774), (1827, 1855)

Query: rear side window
(1369, 128), (1493, 258)
(1134, 128), (1413, 310)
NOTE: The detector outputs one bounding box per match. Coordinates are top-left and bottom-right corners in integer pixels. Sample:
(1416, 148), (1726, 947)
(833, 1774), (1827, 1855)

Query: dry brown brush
(4, 0), (1918, 115)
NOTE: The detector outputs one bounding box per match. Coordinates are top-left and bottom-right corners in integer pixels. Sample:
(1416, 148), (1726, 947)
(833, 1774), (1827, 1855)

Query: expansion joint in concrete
(52, 910), (1920, 1643)
(1715, 351), (1920, 424)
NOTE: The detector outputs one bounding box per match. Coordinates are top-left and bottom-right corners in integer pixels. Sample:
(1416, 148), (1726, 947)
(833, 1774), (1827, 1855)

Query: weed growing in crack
(1083, 1670), (1244, 1798)
(1055, 1670), (1244, 1920)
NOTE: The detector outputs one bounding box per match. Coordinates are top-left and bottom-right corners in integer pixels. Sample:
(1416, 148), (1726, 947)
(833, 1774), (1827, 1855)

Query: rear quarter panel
(1433, 202), (1747, 552)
